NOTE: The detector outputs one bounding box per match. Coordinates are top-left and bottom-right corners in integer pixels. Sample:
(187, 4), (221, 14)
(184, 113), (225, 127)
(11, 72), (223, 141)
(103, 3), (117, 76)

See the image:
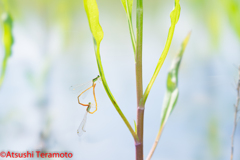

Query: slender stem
(230, 106), (238, 160)
(0, 54), (8, 87)
(136, 0), (143, 107)
(230, 66), (240, 160)
(146, 125), (164, 160)
(136, 108), (144, 160)
(135, 0), (144, 159)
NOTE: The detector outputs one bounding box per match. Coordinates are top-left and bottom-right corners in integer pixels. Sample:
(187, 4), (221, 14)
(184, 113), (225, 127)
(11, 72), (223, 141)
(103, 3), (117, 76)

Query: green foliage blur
(0, 0), (239, 50)
(186, 0), (240, 45)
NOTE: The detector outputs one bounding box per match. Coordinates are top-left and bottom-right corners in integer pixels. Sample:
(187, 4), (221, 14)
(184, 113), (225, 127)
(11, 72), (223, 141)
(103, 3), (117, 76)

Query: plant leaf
(121, 0), (133, 20)
(160, 32), (190, 127)
(83, 0), (139, 142)
(0, 12), (14, 88)
(146, 33), (191, 160)
(134, 120), (137, 134)
(170, 0), (181, 25)
(83, 0), (103, 45)
(141, 0), (181, 106)
(121, 0), (136, 57)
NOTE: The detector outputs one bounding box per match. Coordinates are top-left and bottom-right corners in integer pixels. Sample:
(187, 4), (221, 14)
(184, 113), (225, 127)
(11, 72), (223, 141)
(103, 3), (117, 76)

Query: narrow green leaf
(160, 88), (179, 126)
(160, 32), (190, 127)
(2, 13), (14, 56)
(0, 12), (14, 88)
(141, 0), (181, 106)
(134, 120), (137, 134)
(121, 0), (136, 57)
(146, 32), (190, 160)
(121, 0), (133, 19)
(170, 0), (180, 25)
(84, 0), (138, 142)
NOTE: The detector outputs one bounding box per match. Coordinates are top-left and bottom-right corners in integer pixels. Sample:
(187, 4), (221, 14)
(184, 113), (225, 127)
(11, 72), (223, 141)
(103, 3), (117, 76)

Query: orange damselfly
(70, 75), (101, 136)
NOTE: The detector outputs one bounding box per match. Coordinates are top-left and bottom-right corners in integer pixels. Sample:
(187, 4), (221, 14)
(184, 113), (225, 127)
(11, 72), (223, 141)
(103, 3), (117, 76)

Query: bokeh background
(0, 0), (240, 160)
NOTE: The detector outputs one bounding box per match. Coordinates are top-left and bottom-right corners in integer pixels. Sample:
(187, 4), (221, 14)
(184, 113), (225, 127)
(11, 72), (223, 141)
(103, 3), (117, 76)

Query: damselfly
(70, 75), (101, 136)
(70, 75), (101, 114)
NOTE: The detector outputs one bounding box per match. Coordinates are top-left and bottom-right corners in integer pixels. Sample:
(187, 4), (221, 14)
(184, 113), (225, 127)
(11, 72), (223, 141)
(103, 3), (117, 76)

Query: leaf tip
(182, 31), (191, 50)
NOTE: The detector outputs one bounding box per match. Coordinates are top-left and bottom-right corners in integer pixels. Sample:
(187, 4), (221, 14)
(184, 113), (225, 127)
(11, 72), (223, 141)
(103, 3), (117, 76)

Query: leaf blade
(121, 0), (133, 19)
(141, 0), (181, 105)
(160, 32), (191, 128)
(146, 32), (191, 160)
(0, 12), (14, 88)
(121, 0), (136, 57)
(83, 0), (138, 142)
(83, 0), (104, 45)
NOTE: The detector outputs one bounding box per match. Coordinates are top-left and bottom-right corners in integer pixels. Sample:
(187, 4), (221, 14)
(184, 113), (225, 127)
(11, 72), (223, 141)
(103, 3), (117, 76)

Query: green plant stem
(0, 54), (8, 88)
(230, 66), (240, 160)
(135, 0), (144, 159)
(136, 108), (144, 160)
(146, 125), (164, 160)
(94, 39), (139, 142)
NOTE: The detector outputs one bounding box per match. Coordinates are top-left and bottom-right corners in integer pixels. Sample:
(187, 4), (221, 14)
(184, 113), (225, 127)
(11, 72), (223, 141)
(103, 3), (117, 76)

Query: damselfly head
(97, 77), (102, 83)
(86, 102), (96, 113)
(92, 75), (102, 84)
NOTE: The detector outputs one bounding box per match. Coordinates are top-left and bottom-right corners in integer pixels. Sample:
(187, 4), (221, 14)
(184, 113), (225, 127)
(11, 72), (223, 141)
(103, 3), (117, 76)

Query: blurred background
(0, 0), (240, 160)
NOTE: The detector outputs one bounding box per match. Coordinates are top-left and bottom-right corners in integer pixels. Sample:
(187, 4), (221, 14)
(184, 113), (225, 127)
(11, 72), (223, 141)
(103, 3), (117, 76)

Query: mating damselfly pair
(70, 75), (101, 136)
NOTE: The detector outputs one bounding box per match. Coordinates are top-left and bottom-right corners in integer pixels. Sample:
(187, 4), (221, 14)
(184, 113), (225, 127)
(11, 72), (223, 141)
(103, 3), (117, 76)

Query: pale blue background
(0, 1), (240, 160)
